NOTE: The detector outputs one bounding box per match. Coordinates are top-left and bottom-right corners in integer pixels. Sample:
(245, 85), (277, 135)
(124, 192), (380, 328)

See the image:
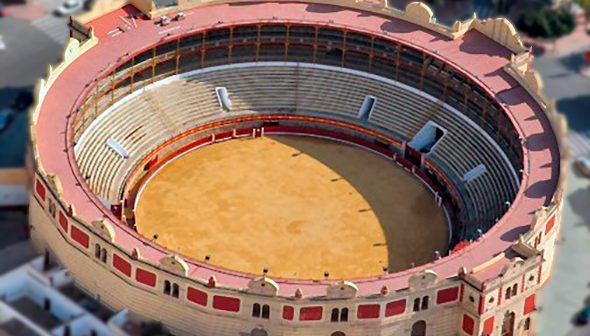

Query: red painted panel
(70, 226), (89, 248)
(58, 211), (68, 232)
(213, 295), (240, 312)
(35, 179), (46, 201)
(135, 268), (157, 287)
(462, 314), (475, 335)
(437, 286), (459, 304)
(112, 254), (131, 277)
(385, 299), (406, 317)
(187, 287), (208, 306)
(524, 294), (536, 315)
(483, 316), (495, 335)
(357, 304), (380, 319)
(545, 215), (556, 234)
(283, 305), (294, 320)
(299, 306), (323, 321)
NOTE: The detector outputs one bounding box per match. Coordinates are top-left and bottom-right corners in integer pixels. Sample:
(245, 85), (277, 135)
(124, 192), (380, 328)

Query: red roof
(35, 2), (560, 296)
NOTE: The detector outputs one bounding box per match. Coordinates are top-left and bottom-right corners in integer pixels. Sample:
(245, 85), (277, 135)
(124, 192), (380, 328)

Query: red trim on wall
(497, 286), (503, 306)
(283, 305), (294, 320)
(436, 286), (459, 304)
(521, 273), (525, 293)
(299, 306), (323, 321)
(112, 254), (132, 277)
(135, 268), (157, 287)
(478, 295), (485, 315)
(483, 316), (495, 335)
(58, 211), (68, 232)
(545, 214), (556, 234)
(35, 179), (46, 202)
(524, 294), (536, 315)
(459, 283), (464, 303)
(212, 295), (240, 312)
(462, 314), (475, 335)
(357, 304), (380, 319)
(70, 225), (89, 248)
(537, 263), (543, 285)
(385, 299), (406, 317)
(187, 287), (208, 306)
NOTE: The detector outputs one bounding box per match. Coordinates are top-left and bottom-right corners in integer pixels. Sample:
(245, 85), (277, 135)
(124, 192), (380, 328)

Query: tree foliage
(516, 7), (576, 38)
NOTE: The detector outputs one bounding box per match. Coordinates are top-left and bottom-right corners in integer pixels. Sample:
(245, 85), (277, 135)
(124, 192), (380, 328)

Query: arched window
(413, 298), (420, 312)
(524, 317), (531, 330)
(163, 280), (171, 295)
(100, 248), (107, 263)
(331, 308), (339, 322)
(411, 320), (426, 336)
(340, 307), (348, 322)
(505, 288), (511, 300)
(421, 296), (429, 310)
(172, 283), (179, 298)
(252, 303), (261, 318)
(331, 332), (346, 336)
(94, 244), (101, 259)
(261, 304), (270, 319)
(511, 284), (518, 296)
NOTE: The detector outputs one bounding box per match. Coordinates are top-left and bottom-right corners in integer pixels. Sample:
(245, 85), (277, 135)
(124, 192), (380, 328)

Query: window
(331, 308), (339, 322)
(330, 308), (348, 322)
(252, 303), (261, 317)
(261, 304), (270, 319)
(172, 283), (179, 298)
(511, 284), (518, 296)
(164, 280), (171, 295)
(94, 244), (101, 259)
(252, 303), (270, 319)
(340, 308), (348, 322)
(524, 317), (531, 330)
(413, 298), (420, 312)
(100, 248), (107, 263)
(421, 296), (429, 310)
(505, 288), (511, 300)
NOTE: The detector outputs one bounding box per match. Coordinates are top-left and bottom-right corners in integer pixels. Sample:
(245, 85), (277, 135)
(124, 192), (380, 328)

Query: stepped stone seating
(75, 64), (518, 235)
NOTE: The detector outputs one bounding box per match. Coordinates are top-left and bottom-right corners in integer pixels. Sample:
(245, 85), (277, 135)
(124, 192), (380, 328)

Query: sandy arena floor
(135, 135), (448, 279)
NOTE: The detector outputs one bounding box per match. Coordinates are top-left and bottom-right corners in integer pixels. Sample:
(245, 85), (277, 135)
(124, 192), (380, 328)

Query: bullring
(28, 1), (567, 335)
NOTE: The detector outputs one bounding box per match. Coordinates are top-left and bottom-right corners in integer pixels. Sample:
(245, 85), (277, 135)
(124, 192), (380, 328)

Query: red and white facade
(28, 1), (568, 335)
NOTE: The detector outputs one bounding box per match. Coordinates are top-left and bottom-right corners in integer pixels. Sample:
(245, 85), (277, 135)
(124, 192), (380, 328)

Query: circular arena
(29, 1), (567, 335)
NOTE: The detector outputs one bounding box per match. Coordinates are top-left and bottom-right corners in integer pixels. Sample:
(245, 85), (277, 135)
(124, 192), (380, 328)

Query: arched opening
(505, 288), (511, 300)
(172, 283), (179, 298)
(501, 311), (516, 336)
(331, 332), (346, 336)
(421, 296), (429, 310)
(163, 280), (171, 295)
(413, 298), (420, 312)
(261, 304), (270, 319)
(524, 317), (531, 331)
(511, 284), (518, 296)
(252, 303), (261, 318)
(250, 328), (268, 336)
(100, 248), (107, 263)
(94, 244), (101, 259)
(331, 308), (339, 322)
(340, 307), (348, 322)
(411, 320), (426, 336)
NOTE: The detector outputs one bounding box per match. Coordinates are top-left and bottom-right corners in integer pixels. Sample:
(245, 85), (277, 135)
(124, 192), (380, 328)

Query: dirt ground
(135, 135), (448, 280)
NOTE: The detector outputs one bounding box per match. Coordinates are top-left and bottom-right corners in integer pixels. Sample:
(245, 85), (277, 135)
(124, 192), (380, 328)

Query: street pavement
(534, 47), (590, 336)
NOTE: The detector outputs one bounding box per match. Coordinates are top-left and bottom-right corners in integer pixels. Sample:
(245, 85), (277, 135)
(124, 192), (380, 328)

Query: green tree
(516, 7), (576, 38)
(576, 0), (590, 19)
